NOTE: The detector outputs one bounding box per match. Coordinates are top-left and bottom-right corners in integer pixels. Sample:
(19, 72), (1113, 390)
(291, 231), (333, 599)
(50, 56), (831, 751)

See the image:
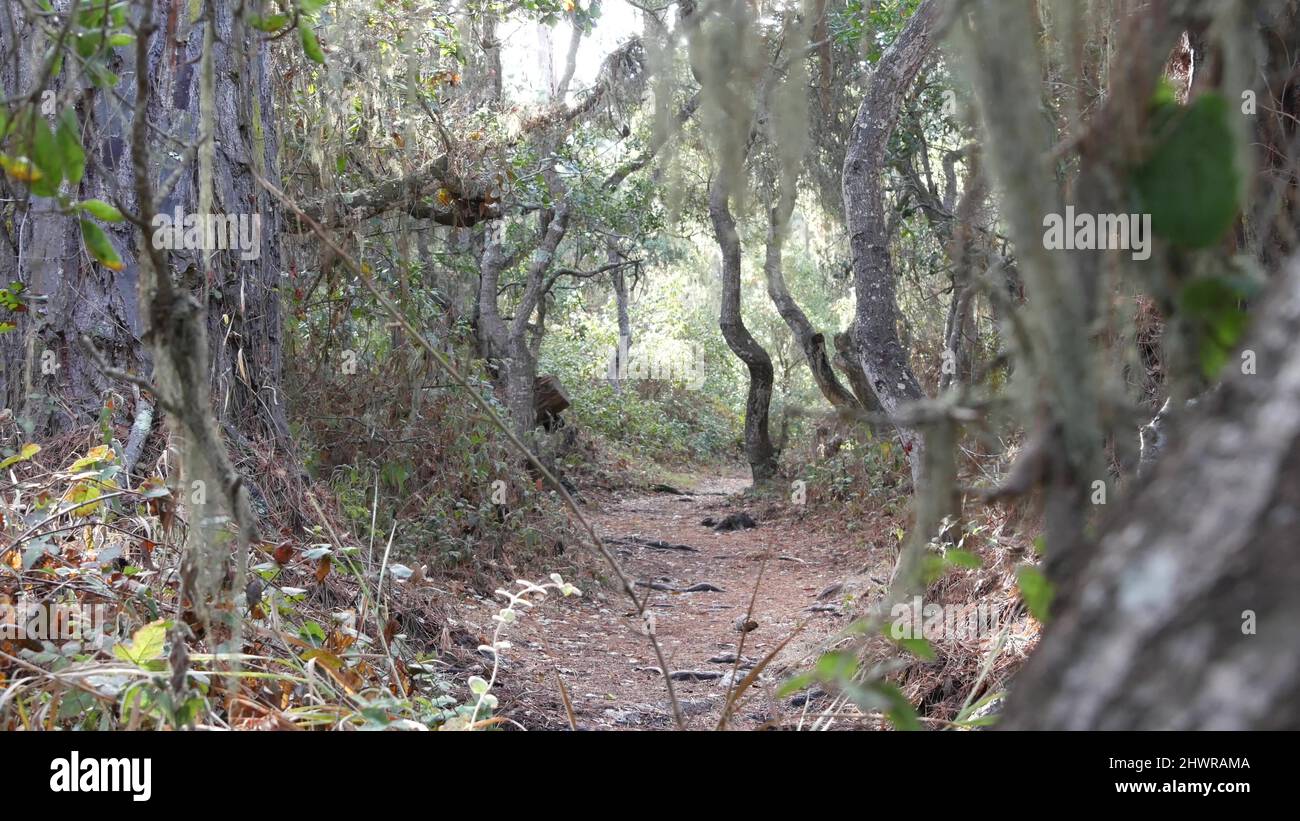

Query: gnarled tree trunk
(763, 186), (859, 410)
(842, 0), (941, 488)
(710, 176), (779, 484)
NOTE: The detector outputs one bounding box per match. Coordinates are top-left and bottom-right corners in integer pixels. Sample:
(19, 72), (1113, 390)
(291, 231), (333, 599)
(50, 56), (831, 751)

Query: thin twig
(717, 556), (767, 730)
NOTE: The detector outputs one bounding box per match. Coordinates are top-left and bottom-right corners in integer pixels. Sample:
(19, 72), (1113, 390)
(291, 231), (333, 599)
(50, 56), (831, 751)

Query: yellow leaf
(67, 477), (116, 517)
(112, 619), (167, 667)
(0, 442), (40, 470)
(68, 444), (113, 472)
(0, 155), (43, 183)
(67, 481), (102, 516)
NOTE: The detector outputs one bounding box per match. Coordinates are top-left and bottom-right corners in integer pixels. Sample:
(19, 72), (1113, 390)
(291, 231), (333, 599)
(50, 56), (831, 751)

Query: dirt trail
(489, 469), (892, 729)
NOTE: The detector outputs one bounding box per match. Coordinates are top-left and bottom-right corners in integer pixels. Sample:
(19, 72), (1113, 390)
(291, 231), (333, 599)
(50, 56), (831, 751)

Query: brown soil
(475, 468), (906, 730)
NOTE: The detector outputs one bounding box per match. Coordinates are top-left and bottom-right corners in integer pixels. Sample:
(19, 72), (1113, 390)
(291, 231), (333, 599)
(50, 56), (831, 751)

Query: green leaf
(249, 14), (289, 33)
(897, 636), (936, 661)
(56, 110), (85, 185)
(78, 198), (123, 222)
(1180, 275), (1254, 378)
(88, 66), (119, 88)
(112, 619), (168, 667)
(27, 113), (63, 197)
(299, 621), (326, 646)
(75, 31), (104, 59)
(920, 552), (947, 585)
(945, 548), (982, 569)
(955, 690), (1005, 726)
(1133, 93), (1240, 248)
(813, 649), (858, 682)
(76, 5), (106, 27)
(776, 672), (817, 698)
(841, 680), (921, 730)
(80, 220), (124, 271)
(876, 683), (922, 731)
(1016, 565), (1054, 624)
(300, 26), (326, 64)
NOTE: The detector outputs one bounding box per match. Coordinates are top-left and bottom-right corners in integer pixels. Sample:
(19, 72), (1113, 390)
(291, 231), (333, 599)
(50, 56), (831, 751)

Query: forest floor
(469, 468), (909, 730)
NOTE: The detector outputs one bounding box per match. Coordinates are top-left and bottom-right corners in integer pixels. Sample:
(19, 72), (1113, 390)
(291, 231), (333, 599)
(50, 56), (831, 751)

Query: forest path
(489, 468), (887, 729)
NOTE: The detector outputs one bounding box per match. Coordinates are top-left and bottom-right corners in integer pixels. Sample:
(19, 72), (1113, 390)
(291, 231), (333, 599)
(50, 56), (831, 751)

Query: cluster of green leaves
(507, 0), (601, 31)
(51, 0), (133, 87)
(830, 0), (923, 60)
(248, 0), (332, 64)
(1134, 90), (1240, 249)
(801, 435), (908, 507)
(780, 646), (922, 730)
(1179, 273), (1260, 379)
(572, 383), (740, 464)
(1, 102), (125, 270)
(0, 281), (27, 333)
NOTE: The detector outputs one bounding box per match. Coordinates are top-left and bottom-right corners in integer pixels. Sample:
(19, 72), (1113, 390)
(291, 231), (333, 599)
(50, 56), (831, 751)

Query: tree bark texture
(1003, 257), (1300, 729)
(842, 0), (940, 487)
(0, 0), (291, 457)
(710, 175), (778, 484)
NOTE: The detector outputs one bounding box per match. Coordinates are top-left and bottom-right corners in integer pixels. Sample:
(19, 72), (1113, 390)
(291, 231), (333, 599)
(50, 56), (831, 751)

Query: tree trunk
(896, 147), (990, 394)
(841, 0), (940, 488)
(0, 0), (291, 459)
(762, 186), (859, 409)
(939, 278), (975, 393)
(162, 0), (292, 453)
(833, 327), (884, 416)
(0, 3), (146, 430)
(608, 238), (631, 391)
(710, 175), (778, 484)
(477, 201), (570, 441)
(1002, 257), (1300, 729)
(503, 334), (538, 439)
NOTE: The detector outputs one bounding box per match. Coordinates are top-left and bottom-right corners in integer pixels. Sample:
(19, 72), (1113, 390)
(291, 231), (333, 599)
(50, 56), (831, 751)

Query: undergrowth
(0, 400), (585, 730)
